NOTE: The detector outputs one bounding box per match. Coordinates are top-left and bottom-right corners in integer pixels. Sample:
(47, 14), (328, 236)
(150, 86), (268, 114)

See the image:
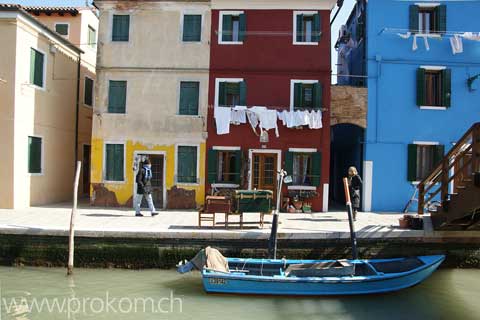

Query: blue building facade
(337, 0), (480, 212)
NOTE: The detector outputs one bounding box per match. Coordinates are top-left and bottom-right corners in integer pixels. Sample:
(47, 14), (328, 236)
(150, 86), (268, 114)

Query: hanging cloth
(214, 107), (232, 135)
(462, 32), (480, 41)
(450, 35), (464, 55)
(246, 110), (259, 135)
(412, 34), (418, 51)
(258, 109), (280, 138)
(398, 32), (411, 39)
(422, 35), (430, 51)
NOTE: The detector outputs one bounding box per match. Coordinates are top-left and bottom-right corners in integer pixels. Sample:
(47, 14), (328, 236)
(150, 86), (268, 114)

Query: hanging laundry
(422, 35), (430, 51)
(214, 107), (231, 135)
(398, 32), (411, 39)
(258, 109), (280, 137)
(462, 32), (480, 41)
(308, 110), (323, 129)
(231, 105), (247, 124)
(246, 110), (260, 135)
(412, 34), (418, 51)
(277, 111), (287, 126)
(450, 35), (464, 55)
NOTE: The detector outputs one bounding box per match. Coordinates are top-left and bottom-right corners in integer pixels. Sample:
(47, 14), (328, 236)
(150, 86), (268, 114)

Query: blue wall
(364, 0), (480, 211)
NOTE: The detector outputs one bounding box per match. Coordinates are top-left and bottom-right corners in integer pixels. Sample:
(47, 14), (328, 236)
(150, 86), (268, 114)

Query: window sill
(103, 180), (125, 184)
(293, 41), (319, 46)
(176, 114), (201, 117)
(29, 173), (44, 177)
(218, 41), (243, 45)
(211, 183), (239, 188)
(176, 182), (200, 187)
(419, 106), (447, 110)
(29, 83), (46, 91)
(182, 40), (202, 43)
(287, 185), (317, 190)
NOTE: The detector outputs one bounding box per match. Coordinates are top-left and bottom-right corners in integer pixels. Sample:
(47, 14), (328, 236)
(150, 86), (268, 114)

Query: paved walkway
(0, 203), (477, 240)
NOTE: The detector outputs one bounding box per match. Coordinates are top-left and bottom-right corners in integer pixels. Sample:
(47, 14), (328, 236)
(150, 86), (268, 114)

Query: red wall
(207, 9), (332, 211)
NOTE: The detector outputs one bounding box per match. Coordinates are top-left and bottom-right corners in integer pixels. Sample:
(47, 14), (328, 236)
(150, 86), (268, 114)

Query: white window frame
(29, 47), (47, 91)
(54, 22), (70, 38)
(218, 10), (244, 45)
(411, 140), (440, 185)
(214, 78), (244, 107)
(106, 78), (128, 114)
(87, 24), (97, 49)
(28, 135), (44, 176)
(177, 79), (201, 116)
(289, 79), (319, 111)
(211, 146), (242, 188)
(181, 11), (204, 43)
(287, 149), (317, 190)
(293, 11), (319, 45)
(419, 65), (448, 110)
(103, 141), (126, 183)
(175, 143), (200, 186)
(84, 76), (94, 108)
(109, 13), (132, 44)
(247, 149), (282, 190)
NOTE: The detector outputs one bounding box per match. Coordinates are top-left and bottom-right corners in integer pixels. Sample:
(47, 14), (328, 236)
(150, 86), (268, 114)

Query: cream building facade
(92, 0), (210, 208)
(0, 5), (98, 209)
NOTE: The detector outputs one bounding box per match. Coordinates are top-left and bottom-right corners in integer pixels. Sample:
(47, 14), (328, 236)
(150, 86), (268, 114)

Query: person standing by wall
(348, 166), (362, 221)
(134, 159), (158, 217)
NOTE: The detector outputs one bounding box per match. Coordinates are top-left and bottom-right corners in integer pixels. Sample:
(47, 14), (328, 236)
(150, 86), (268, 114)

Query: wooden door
(252, 153), (278, 198)
(140, 154), (164, 209)
(82, 145), (91, 195)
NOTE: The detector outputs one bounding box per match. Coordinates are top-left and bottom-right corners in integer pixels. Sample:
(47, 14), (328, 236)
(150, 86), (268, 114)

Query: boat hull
(202, 255), (445, 296)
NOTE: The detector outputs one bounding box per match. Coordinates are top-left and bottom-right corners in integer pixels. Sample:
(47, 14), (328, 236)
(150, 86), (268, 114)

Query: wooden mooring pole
(67, 161), (82, 275)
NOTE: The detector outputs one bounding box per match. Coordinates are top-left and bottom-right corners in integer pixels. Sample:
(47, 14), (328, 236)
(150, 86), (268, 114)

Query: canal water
(0, 267), (478, 319)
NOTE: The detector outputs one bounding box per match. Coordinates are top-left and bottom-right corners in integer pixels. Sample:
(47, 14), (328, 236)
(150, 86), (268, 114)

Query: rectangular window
(84, 77), (94, 106)
(285, 151), (322, 186)
(220, 12), (246, 43)
(207, 149), (242, 184)
(30, 48), (44, 88)
(28, 136), (42, 174)
(177, 146), (198, 183)
(417, 68), (451, 108)
(218, 80), (246, 107)
(105, 144), (124, 181)
(407, 144), (445, 181)
(409, 5), (446, 34)
(112, 15), (130, 41)
(292, 81), (322, 110)
(295, 12), (321, 43)
(88, 25), (96, 48)
(108, 80), (127, 113)
(179, 81), (199, 115)
(183, 14), (202, 42)
(55, 23), (69, 36)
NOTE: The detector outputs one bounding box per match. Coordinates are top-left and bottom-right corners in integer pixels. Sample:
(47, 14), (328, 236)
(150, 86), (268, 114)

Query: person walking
(134, 159), (158, 217)
(347, 166), (362, 221)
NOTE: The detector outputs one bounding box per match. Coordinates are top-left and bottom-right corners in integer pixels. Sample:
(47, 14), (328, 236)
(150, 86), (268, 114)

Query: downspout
(75, 54), (81, 164)
(330, 0), (345, 26)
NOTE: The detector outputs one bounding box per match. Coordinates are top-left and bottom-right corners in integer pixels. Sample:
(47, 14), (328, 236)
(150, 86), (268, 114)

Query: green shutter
(108, 81), (127, 113)
(30, 48), (36, 85)
(233, 150), (242, 184)
(311, 152), (322, 187)
(222, 14), (232, 42)
(284, 151), (293, 178)
(112, 15), (130, 41)
(218, 82), (226, 106)
(183, 15), (201, 42)
(409, 5), (419, 32)
(84, 78), (93, 106)
(239, 81), (247, 106)
(436, 5), (447, 34)
(178, 146), (197, 183)
(106, 144), (124, 181)
(416, 68), (426, 106)
(238, 13), (246, 41)
(313, 82), (323, 109)
(294, 83), (302, 109)
(114, 145), (124, 181)
(407, 144), (418, 181)
(207, 149), (218, 184)
(88, 26), (96, 47)
(30, 49), (44, 87)
(296, 14), (303, 42)
(442, 69), (451, 107)
(312, 13), (321, 42)
(28, 136), (42, 174)
(55, 24), (68, 36)
(179, 82), (199, 115)
(433, 145), (445, 167)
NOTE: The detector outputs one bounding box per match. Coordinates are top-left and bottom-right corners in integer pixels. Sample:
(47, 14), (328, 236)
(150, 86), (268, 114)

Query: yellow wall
(91, 138), (206, 207)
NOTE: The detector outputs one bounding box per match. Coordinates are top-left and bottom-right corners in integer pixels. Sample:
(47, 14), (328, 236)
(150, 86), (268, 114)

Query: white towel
(259, 109), (279, 137)
(308, 110), (323, 129)
(450, 35), (463, 55)
(231, 109), (246, 124)
(214, 107), (231, 135)
(462, 32), (480, 41)
(412, 34), (418, 51)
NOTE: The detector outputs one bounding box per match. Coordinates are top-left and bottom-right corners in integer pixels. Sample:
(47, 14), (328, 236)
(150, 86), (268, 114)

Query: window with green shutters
(218, 81), (246, 107)
(55, 23), (69, 36)
(179, 81), (199, 115)
(105, 144), (124, 181)
(295, 12), (321, 43)
(409, 5), (446, 34)
(84, 77), (94, 106)
(407, 144), (445, 181)
(108, 80), (127, 113)
(220, 12), (246, 43)
(293, 82), (322, 110)
(285, 151), (322, 186)
(207, 149), (242, 184)
(30, 48), (45, 88)
(177, 146), (198, 183)
(183, 15), (202, 42)
(416, 68), (451, 108)
(88, 25), (96, 48)
(28, 136), (42, 174)
(112, 15), (130, 41)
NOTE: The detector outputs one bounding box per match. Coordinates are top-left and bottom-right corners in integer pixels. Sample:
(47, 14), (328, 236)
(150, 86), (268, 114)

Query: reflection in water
(0, 267), (478, 319)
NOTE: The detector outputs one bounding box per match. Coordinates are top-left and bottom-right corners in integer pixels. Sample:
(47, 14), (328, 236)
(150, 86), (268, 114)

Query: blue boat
(201, 255), (445, 295)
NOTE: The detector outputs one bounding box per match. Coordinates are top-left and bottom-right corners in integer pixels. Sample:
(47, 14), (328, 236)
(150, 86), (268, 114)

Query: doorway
(250, 151), (280, 203)
(82, 145), (91, 195)
(135, 153), (165, 209)
(329, 124), (365, 207)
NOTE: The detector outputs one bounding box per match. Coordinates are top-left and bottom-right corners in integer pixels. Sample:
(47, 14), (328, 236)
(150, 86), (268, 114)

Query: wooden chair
(198, 206), (215, 227)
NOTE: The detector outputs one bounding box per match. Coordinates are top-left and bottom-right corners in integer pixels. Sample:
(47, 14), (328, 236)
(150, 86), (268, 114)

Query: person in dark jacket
(134, 159), (158, 217)
(348, 166), (362, 221)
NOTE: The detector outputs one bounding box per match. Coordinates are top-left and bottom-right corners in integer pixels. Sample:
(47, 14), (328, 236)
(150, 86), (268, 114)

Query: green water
(0, 267), (479, 319)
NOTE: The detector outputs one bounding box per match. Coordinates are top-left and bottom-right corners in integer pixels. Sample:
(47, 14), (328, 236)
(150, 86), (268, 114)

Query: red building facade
(206, 0), (335, 212)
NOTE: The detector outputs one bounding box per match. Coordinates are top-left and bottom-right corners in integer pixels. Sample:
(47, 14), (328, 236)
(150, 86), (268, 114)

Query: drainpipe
(75, 54), (81, 164)
(330, 0), (345, 26)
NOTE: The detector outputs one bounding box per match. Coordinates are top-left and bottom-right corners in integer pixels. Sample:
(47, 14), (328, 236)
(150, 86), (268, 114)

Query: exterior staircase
(418, 123), (480, 230)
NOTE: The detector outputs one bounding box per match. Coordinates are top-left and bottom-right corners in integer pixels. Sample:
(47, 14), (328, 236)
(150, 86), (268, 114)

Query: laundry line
(207, 104), (328, 112)
(378, 27), (480, 38)
(214, 30), (322, 36)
